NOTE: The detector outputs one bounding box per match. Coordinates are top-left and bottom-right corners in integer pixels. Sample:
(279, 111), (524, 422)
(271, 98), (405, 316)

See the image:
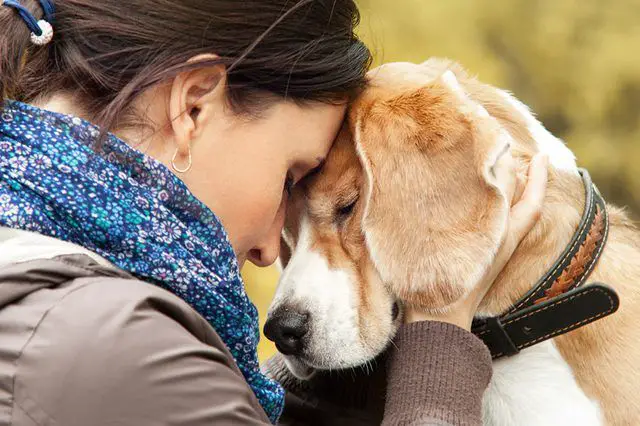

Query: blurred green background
(246, 0), (640, 362)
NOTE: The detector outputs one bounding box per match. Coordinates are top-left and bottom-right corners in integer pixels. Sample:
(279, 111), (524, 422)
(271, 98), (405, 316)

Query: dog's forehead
(325, 127), (360, 173)
(306, 129), (361, 201)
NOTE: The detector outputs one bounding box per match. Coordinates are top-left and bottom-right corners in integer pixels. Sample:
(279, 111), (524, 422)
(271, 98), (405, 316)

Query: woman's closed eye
(284, 172), (295, 196)
(284, 159), (326, 197)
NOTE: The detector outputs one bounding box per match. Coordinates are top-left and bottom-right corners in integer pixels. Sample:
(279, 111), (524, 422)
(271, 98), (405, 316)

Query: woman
(0, 0), (547, 425)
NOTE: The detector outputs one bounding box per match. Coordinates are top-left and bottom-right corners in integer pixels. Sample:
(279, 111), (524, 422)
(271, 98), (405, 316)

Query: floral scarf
(0, 101), (284, 423)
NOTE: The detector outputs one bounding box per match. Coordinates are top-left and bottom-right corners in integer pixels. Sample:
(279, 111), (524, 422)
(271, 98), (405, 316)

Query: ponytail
(1, 0), (54, 107)
(0, 4), (32, 105)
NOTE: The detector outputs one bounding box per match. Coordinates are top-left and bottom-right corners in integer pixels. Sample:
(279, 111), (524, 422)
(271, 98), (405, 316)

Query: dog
(264, 59), (640, 425)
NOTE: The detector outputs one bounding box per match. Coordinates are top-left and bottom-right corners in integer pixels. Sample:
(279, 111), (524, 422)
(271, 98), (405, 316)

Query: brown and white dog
(264, 59), (640, 425)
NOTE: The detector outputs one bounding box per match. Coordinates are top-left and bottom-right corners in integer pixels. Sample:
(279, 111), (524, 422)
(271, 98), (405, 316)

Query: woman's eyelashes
(284, 172), (295, 196)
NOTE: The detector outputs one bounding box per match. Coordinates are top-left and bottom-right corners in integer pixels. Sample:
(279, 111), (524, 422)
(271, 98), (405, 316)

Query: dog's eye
(336, 197), (358, 218)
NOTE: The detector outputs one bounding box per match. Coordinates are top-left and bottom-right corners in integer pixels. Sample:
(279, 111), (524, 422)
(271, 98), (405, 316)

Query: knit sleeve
(267, 321), (492, 426)
(383, 321), (493, 426)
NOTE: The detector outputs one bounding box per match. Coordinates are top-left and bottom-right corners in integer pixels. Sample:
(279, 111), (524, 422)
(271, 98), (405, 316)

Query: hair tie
(2, 0), (55, 46)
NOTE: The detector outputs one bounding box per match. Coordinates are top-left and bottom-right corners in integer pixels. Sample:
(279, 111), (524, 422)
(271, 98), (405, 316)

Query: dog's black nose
(263, 308), (309, 356)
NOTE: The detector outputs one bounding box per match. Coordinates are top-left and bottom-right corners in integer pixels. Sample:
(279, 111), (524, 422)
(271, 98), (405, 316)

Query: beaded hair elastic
(2, 0), (55, 46)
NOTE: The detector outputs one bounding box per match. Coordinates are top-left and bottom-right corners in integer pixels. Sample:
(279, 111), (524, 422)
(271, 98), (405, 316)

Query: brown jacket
(0, 229), (492, 425)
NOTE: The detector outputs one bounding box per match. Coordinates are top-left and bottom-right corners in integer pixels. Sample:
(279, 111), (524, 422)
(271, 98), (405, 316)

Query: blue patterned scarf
(0, 101), (284, 422)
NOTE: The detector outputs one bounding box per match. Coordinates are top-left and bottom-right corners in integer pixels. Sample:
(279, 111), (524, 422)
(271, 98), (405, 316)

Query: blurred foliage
(248, 0), (640, 362)
(242, 262), (280, 361)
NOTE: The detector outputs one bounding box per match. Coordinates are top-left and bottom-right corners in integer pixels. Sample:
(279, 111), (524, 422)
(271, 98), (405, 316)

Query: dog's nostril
(263, 308), (309, 356)
(392, 302), (400, 320)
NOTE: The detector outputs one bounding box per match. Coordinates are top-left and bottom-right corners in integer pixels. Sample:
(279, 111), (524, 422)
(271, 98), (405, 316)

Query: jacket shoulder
(9, 271), (270, 425)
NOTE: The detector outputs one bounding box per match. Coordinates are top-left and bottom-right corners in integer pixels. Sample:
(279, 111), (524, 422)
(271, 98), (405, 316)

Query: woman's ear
(169, 55), (227, 160)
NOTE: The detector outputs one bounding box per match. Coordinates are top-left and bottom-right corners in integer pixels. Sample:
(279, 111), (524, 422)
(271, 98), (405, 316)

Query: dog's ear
(351, 71), (514, 310)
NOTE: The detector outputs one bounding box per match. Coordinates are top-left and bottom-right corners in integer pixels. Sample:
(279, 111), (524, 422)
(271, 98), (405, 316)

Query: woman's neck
(32, 92), (91, 123)
(30, 91), (165, 155)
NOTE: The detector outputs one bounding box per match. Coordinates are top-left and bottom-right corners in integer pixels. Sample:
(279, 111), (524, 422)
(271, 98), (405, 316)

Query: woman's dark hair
(0, 0), (371, 130)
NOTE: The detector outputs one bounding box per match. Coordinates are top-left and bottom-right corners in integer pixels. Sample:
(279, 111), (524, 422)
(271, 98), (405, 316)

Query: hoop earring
(171, 147), (192, 174)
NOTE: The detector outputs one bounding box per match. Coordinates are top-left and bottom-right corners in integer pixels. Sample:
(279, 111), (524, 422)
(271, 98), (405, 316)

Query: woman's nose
(247, 240), (280, 267)
(247, 206), (285, 267)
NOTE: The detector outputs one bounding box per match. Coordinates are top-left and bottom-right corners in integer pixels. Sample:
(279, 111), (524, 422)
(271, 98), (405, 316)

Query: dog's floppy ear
(351, 71), (514, 310)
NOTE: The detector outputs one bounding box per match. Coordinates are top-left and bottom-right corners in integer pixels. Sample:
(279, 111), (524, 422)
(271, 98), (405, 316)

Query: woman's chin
(283, 356), (316, 380)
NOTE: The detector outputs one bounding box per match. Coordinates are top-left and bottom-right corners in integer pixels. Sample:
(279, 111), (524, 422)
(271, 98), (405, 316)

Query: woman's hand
(405, 153), (549, 330)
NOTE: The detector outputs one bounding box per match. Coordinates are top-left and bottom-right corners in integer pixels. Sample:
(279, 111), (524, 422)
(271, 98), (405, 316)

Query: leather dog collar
(472, 168), (620, 359)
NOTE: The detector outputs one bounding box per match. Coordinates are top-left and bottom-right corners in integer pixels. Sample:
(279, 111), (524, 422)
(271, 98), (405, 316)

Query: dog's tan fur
(281, 59), (640, 424)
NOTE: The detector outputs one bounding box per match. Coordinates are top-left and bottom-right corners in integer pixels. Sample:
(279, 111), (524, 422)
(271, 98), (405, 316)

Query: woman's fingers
(509, 153), (549, 242)
(473, 154), (549, 301)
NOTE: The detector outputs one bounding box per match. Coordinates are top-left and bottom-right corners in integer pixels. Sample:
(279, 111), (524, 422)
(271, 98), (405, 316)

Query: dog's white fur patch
(500, 90), (578, 173)
(483, 341), (602, 425)
(269, 217), (375, 370)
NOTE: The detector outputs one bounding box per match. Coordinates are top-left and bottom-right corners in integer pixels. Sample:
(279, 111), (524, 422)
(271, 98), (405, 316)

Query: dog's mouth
(283, 355), (317, 380)
(277, 300), (403, 381)
(392, 301), (400, 321)
(283, 310), (403, 381)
